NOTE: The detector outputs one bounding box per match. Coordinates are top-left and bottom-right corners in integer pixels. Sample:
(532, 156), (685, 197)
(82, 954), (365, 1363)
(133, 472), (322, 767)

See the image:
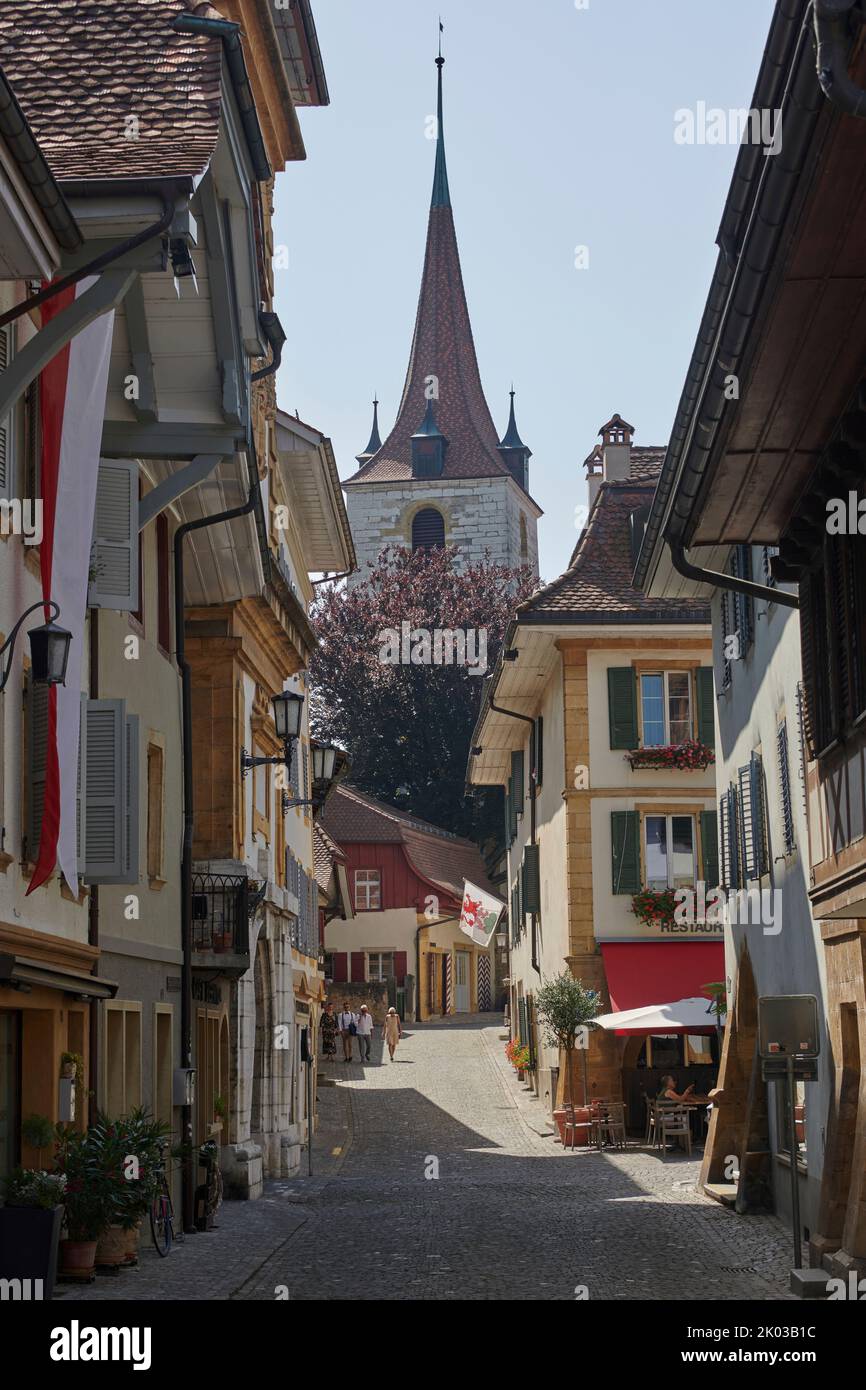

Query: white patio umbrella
(591, 995), (723, 1033)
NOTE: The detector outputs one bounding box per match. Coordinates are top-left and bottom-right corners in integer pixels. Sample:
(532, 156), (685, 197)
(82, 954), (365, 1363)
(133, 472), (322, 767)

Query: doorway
(454, 951), (470, 1013)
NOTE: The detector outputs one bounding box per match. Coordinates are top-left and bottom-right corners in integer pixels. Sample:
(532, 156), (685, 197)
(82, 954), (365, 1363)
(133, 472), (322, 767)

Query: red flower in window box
(625, 739), (715, 772)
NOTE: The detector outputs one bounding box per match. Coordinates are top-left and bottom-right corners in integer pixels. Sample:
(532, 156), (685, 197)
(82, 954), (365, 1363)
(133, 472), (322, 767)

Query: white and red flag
(27, 277), (114, 895)
(459, 880), (505, 948)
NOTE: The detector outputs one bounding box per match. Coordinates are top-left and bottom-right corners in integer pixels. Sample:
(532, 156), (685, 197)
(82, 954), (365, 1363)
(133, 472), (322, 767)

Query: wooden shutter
(82, 699), (126, 881)
(511, 750), (524, 816)
(611, 810), (640, 894)
(504, 784), (512, 845)
(76, 693), (87, 871)
(738, 755), (766, 881)
(695, 667), (715, 748)
(700, 810), (719, 890)
(608, 668), (638, 749)
(720, 590), (733, 689)
(777, 720), (794, 853)
(350, 951), (366, 983)
(750, 752), (767, 876)
(156, 513), (171, 652)
(394, 950), (408, 983)
(0, 325), (11, 497)
(798, 574), (818, 758)
(510, 883), (519, 944)
(534, 716), (544, 789)
(88, 459), (140, 610)
(301, 741), (309, 802)
(732, 546), (754, 654)
(521, 843), (541, 914)
(332, 952), (348, 983)
(27, 679), (49, 861)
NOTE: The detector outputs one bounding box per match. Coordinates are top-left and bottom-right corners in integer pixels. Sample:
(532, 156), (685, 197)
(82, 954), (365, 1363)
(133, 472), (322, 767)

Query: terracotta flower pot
(95, 1225), (128, 1267)
(123, 1222), (141, 1263)
(59, 1238), (98, 1277)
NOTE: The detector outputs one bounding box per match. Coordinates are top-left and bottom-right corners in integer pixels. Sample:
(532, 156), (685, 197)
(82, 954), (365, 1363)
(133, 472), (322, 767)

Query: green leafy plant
(21, 1113), (55, 1169)
(535, 972), (603, 1107)
(213, 1094), (227, 1121)
(60, 1051), (85, 1090)
(505, 1038), (530, 1071)
(1, 1168), (66, 1209)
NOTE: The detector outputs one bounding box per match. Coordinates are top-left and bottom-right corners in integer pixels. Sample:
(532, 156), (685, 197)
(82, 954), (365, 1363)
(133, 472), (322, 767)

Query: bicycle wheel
(150, 1192), (173, 1257)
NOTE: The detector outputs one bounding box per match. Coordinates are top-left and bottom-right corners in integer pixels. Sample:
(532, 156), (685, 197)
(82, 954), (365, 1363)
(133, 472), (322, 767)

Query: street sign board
(761, 1057), (818, 1083)
(757, 994), (819, 1059)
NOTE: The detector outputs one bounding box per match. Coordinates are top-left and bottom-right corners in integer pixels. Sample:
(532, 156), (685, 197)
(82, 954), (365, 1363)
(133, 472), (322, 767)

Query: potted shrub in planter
(90, 1109), (168, 1268)
(55, 1127), (113, 1278)
(21, 1113), (55, 1170)
(505, 1038), (530, 1080)
(535, 972), (602, 1146)
(0, 1169), (66, 1300)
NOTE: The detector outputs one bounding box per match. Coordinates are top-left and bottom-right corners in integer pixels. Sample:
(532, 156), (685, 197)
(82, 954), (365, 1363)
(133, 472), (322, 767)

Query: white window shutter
(76, 693), (87, 872)
(27, 679), (49, 860)
(83, 698), (126, 881)
(88, 459), (139, 610)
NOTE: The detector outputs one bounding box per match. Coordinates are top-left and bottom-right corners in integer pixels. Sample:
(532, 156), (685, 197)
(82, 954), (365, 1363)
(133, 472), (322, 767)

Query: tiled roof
(320, 784), (495, 902)
(343, 200), (511, 487)
(313, 821), (344, 891)
(519, 456), (709, 624)
(0, 1), (223, 184)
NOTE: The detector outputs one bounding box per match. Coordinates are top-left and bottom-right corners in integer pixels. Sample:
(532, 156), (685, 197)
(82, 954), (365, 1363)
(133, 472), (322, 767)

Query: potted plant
(55, 1126), (114, 1277)
(21, 1113), (55, 1170)
(211, 1094), (227, 1136)
(90, 1109), (169, 1267)
(535, 972), (603, 1146)
(0, 1169), (66, 1300)
(625, 738), (715, 771)
(505, 1038), (530, 1079)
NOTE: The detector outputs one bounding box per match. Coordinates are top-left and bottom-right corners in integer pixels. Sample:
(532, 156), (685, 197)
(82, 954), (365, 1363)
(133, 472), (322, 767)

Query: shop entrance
(0, 1010), (21, 1178)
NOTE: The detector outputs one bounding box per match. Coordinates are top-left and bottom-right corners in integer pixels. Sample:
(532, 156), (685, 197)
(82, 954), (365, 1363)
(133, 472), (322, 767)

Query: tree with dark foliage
(309, 546), (536, 840)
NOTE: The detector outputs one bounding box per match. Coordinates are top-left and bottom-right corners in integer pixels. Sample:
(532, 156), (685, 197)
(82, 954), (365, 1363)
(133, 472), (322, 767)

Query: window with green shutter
(511, 750), (524, 819)
(611, 810), (641, 894)
(534, 716), (544, 789)
(522, 843), (540, 915)
(608, 668), (638, 749)
(696, 667), (715, 748)
(700, 810), (719, 889)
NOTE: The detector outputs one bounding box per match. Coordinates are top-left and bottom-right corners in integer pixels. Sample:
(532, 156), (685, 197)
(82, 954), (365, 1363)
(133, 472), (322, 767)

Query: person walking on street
(320, 1001), (338, 1060)
(356, 1003), (374, 1062)
(383, 1006), (402, 1061)
(337, 1001), (356, 1062)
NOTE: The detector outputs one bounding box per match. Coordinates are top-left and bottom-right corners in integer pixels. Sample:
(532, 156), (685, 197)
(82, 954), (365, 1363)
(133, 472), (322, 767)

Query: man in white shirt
(355, 1003), (374, 1062)
(336, 1001), (356, 1062)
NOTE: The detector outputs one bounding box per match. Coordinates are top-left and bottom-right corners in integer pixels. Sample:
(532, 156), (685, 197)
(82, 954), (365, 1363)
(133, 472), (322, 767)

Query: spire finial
(431, 24), (450, 208)
(356, 395), (383, 464)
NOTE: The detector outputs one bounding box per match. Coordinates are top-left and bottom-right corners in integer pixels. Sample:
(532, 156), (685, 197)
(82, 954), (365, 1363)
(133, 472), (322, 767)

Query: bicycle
(149, 1140), (179, 1257)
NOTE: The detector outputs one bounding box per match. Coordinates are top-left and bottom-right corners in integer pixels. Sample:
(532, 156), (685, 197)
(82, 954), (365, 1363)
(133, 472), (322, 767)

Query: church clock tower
(344, 50), (541, 583)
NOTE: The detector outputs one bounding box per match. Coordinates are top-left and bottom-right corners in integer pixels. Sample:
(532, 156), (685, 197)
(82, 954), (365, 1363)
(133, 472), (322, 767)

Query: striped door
(444, 953), (453, 1015)
(477, 953), (491, 1011)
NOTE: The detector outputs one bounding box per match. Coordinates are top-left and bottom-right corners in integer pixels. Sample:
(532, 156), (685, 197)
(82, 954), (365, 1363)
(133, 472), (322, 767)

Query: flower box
(631, 887), (680, 931)
(625, 739), (715, 772)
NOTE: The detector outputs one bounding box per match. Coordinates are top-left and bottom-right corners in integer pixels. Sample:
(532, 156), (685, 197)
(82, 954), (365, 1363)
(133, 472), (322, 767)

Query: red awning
(600, 942), (724, 1017)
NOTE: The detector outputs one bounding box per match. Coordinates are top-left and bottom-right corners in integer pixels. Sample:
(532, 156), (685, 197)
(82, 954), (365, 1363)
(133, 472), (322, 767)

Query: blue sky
(272, 0), (775, 583)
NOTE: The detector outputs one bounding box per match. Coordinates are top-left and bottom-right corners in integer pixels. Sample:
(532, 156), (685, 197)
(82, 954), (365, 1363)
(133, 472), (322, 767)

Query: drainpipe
(251, 312), (286, 384)
(668, 540), (799, 609)
(174, 483), (257, 1234)
(0, 200), (175, 331)
(814, 0), (866, 118)
(87, 611), (99, 1127)
(488, 692), (540, 974)
(169, 14), (271, 182)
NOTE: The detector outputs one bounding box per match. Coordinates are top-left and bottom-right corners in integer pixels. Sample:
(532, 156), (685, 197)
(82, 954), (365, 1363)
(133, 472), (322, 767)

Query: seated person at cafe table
(658, 1074), (695, 1102)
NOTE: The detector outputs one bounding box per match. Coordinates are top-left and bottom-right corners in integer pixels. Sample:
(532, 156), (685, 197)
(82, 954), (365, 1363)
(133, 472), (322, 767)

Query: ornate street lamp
(0, 600), (71, 692)
(282, 740), (341, 815)
(240, 689), (304, 780)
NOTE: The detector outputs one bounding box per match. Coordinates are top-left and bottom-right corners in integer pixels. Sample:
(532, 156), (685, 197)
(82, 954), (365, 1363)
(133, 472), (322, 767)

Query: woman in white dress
(382, 1007), (402, 1060)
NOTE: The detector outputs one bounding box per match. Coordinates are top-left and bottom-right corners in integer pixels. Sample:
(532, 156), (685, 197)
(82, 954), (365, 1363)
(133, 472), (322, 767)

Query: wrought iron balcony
(191, 873), (264, 974)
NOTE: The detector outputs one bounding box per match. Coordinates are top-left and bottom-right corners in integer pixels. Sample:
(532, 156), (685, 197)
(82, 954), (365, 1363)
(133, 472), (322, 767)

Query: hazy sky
(272, 0), (775, 583)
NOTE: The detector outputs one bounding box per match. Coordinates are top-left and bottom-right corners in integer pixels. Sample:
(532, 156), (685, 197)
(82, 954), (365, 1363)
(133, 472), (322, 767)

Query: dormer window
(411, 399), (447, 478)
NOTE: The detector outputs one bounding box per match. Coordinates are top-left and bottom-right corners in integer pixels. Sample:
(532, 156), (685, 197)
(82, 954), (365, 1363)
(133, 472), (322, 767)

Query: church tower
(344, 49), (541, 583)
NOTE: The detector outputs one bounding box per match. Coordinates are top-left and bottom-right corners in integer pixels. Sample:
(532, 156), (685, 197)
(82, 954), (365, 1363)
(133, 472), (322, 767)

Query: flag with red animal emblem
(459, 881), (505, 947)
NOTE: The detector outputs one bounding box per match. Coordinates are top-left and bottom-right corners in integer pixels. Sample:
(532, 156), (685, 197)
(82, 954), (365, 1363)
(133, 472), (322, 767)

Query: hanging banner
(459, 880), (505, 947)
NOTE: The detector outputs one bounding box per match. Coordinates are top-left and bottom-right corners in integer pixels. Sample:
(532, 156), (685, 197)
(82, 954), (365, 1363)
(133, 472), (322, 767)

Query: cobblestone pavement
(66, 1018), (795, 1302)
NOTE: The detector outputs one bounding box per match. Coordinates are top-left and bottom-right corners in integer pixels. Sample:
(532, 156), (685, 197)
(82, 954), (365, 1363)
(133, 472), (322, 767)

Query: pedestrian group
(319, 999), (403, 1063)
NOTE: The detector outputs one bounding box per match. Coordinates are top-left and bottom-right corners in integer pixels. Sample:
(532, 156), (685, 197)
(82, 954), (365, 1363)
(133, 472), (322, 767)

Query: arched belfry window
(412, 507), (446, 552)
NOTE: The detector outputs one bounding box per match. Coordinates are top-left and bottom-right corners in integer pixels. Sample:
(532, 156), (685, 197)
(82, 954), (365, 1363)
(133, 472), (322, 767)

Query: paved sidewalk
(65, 1019), (796, 1302)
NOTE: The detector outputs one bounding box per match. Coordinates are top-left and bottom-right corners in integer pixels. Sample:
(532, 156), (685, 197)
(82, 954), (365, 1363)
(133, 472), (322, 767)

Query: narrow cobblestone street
(65, 1020), (794, 1302)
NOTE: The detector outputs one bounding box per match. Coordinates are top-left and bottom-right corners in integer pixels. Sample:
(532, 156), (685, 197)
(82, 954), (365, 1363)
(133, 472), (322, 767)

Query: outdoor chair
(659, 1106), (692, 1159)
(594, 1100), (628, 1151)
(652, 1100), (681, 1150)
(561, 1102), (592, 1151)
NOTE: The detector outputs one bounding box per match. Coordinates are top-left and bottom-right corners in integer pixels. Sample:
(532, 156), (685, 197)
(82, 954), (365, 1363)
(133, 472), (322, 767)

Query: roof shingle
(0, 1), (223, 184)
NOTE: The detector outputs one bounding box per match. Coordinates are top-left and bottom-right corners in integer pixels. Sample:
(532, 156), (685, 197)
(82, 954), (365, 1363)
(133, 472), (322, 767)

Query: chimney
(583, 444), (604, 513)
(599, 414), (634, 482)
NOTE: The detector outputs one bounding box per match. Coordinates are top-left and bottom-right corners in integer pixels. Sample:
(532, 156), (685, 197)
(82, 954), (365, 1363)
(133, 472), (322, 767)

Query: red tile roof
(313, 821), (345, 892)
(320, 784), (496, 902)
(519, 455), (710, 624)
(0, 1), (223, 184)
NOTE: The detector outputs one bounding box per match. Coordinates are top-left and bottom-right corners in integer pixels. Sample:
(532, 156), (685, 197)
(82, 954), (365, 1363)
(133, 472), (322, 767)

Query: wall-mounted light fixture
(240, 689), (304, 781)
(282, 739), (341, 816)
(0, 599), (71, 692)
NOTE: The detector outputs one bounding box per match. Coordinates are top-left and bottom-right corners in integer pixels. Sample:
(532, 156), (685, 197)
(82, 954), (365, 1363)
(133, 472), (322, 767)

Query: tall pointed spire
(356, 396), (382, 465)
(344, 37), (532, 493)
(497, 387), (532, 492)
(431, 32), (450, 209)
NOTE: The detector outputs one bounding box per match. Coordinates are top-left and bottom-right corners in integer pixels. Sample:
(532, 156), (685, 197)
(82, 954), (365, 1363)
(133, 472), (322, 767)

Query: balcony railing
(191, 874), (263, 956)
